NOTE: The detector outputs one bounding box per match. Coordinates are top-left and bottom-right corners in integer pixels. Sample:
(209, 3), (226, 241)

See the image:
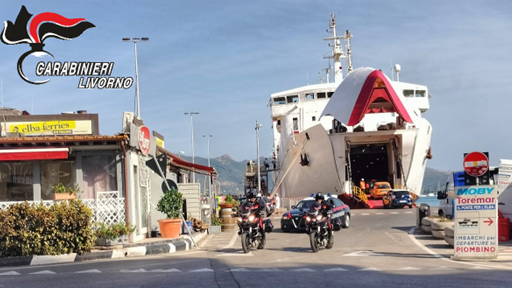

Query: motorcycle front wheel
(309, 232), (319, 253)
(241, 233), (252, 253)
(326, 232), (334, 249)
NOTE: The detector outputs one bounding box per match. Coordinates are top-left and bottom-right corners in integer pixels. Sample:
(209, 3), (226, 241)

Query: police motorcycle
(303, 196), (335, 252)
(232, 200), (273, 253)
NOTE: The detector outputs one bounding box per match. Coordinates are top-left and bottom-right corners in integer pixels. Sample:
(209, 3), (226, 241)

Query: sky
(0, 0), (511, 171)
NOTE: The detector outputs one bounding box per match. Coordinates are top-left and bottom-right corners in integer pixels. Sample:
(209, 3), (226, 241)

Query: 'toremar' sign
(453, 185), (498, 259)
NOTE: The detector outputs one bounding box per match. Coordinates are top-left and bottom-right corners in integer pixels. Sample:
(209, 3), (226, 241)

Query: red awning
(0, 147), (69, 161)
(157, 146), (217, 175)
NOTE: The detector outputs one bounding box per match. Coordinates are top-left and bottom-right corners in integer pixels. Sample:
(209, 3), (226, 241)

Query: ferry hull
(275, 118), (432, 205)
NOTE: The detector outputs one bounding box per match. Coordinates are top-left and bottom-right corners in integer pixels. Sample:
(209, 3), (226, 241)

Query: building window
(403, 90), (414, 97)
(293, 117), (298, 131)
(312, 116), (316, 121)
(317, 92), (326, 99)
(40, 161), (75, 200)
(305, 93), (314, 100)
(273, 97), (286, 105)
(82, 155), (118, 199)
(327, 92), (334, 98)
(416, 90), (426, 97)
(0, 162), (34, 202)
(287, 95), (299, 103)
(277, 120), (281, 125)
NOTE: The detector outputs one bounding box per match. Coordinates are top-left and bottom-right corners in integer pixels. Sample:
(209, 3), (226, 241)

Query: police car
(280, 194), (351, 232)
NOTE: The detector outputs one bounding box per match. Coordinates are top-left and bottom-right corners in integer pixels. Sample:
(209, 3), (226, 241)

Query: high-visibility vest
(215, 196), (221, 211)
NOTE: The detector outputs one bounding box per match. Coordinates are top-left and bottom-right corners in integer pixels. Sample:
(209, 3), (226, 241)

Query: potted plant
(95, 222), (136, 246)
(219, 194), (237, 209)
(52, 183), (79, 201)
(157, 189), (184, 238)
(209, 214), (223, 234)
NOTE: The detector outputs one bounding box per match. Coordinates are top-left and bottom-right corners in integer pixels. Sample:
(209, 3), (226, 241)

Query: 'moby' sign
(138, 126), (150, 155)
(463, 152), (489, 177)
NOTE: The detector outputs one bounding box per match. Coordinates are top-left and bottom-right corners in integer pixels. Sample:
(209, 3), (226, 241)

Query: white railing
(1, 192), (126, 226)
(0, 200), (54, 210)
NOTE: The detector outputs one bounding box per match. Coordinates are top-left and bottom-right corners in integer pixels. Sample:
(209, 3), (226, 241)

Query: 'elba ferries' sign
(1, 120), (93, 136)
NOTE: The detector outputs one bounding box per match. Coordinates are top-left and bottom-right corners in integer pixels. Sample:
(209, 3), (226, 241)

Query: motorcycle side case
(332, 219), (341, 231)
(264, 219), (274, 233)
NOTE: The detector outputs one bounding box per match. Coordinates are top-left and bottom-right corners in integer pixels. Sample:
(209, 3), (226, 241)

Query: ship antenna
(324, 13), (352, 84)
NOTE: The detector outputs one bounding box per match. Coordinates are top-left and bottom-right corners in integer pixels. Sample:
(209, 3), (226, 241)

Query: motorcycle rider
(243, 191), (271, 249)
(312, 192), (335, 237)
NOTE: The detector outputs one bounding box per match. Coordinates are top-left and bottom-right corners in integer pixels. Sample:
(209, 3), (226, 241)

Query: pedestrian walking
(275, 193), (280, 215)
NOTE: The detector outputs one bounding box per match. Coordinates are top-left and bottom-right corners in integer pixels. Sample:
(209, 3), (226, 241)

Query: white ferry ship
(269, 14), (432, 205)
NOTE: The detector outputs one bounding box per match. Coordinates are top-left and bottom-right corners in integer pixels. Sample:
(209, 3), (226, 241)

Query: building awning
(0, 147), (69, 161)
(157, 146), (217, 176)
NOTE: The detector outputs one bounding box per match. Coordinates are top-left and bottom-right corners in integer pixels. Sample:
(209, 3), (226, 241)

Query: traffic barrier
(498, 217), (510, 242)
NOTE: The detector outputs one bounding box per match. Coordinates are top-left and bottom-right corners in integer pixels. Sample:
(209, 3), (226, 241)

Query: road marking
(376, 213), (384, 215)
(361, 213), (370, 216)
(120, 269), (147, 273)
(390, 212), (399, 214)
(0, 271), (21, 276)
(221, 233), (238, 249)
(344, 250), (382, 256)
(291, 268), (315, 272)
(358, 267), (382, 271)
(229, 268), (250, 272)
(404, 212), (413, 214)
(469, 266), (492, 270)
(30, 270), (56, 275)
(324, 268), (348, 272)
(430, 266), (455, 270)
(150, 269), (181, 272)
(75, 269), (102, 273)
(216, 251), (253, 257)
(396, 267), (421, 270)
(256, 268), (282, 272)
(190, 268), (214, 272)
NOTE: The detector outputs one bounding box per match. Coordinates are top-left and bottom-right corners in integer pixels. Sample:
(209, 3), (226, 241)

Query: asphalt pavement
(1, 209), (511, 288)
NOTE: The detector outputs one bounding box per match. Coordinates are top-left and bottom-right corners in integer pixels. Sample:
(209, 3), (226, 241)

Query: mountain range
(181, 154), (451, 195)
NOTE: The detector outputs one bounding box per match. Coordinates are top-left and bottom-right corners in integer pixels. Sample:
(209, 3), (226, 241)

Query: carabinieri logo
(2, 5), (133, 89)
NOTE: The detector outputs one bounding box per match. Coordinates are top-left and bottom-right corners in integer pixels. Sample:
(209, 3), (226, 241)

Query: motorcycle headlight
(316, 214), (323, 221)
(305, 216), (311, 222)
(249, 214), (255, 222)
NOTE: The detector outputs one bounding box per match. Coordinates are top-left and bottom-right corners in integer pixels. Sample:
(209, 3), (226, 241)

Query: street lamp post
(122, 37), (148, 118)
(255, 121), (263, 193)
(184, 112), (199, 183)
(203, 135), (213, 197)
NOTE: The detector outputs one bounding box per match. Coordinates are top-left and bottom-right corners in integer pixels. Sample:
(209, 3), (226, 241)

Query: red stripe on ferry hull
(347, 70), (413, 126)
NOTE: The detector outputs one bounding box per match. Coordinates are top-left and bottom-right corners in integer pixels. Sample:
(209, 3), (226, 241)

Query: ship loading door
(349, 143), (391, 186)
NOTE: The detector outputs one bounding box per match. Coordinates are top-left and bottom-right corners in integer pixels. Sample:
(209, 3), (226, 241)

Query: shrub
(211, 214), (223, 226)
(157, 189), (183, 219)
(96, 223), (136, 240)
(0, 200), (95, 257)
(224, 195), (239, 206)
(52, 183), (81, 195)
(225, 194), (234, 203)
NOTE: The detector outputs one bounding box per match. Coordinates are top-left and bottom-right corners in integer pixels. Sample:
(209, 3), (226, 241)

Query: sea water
(416, 196), (440, 208)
